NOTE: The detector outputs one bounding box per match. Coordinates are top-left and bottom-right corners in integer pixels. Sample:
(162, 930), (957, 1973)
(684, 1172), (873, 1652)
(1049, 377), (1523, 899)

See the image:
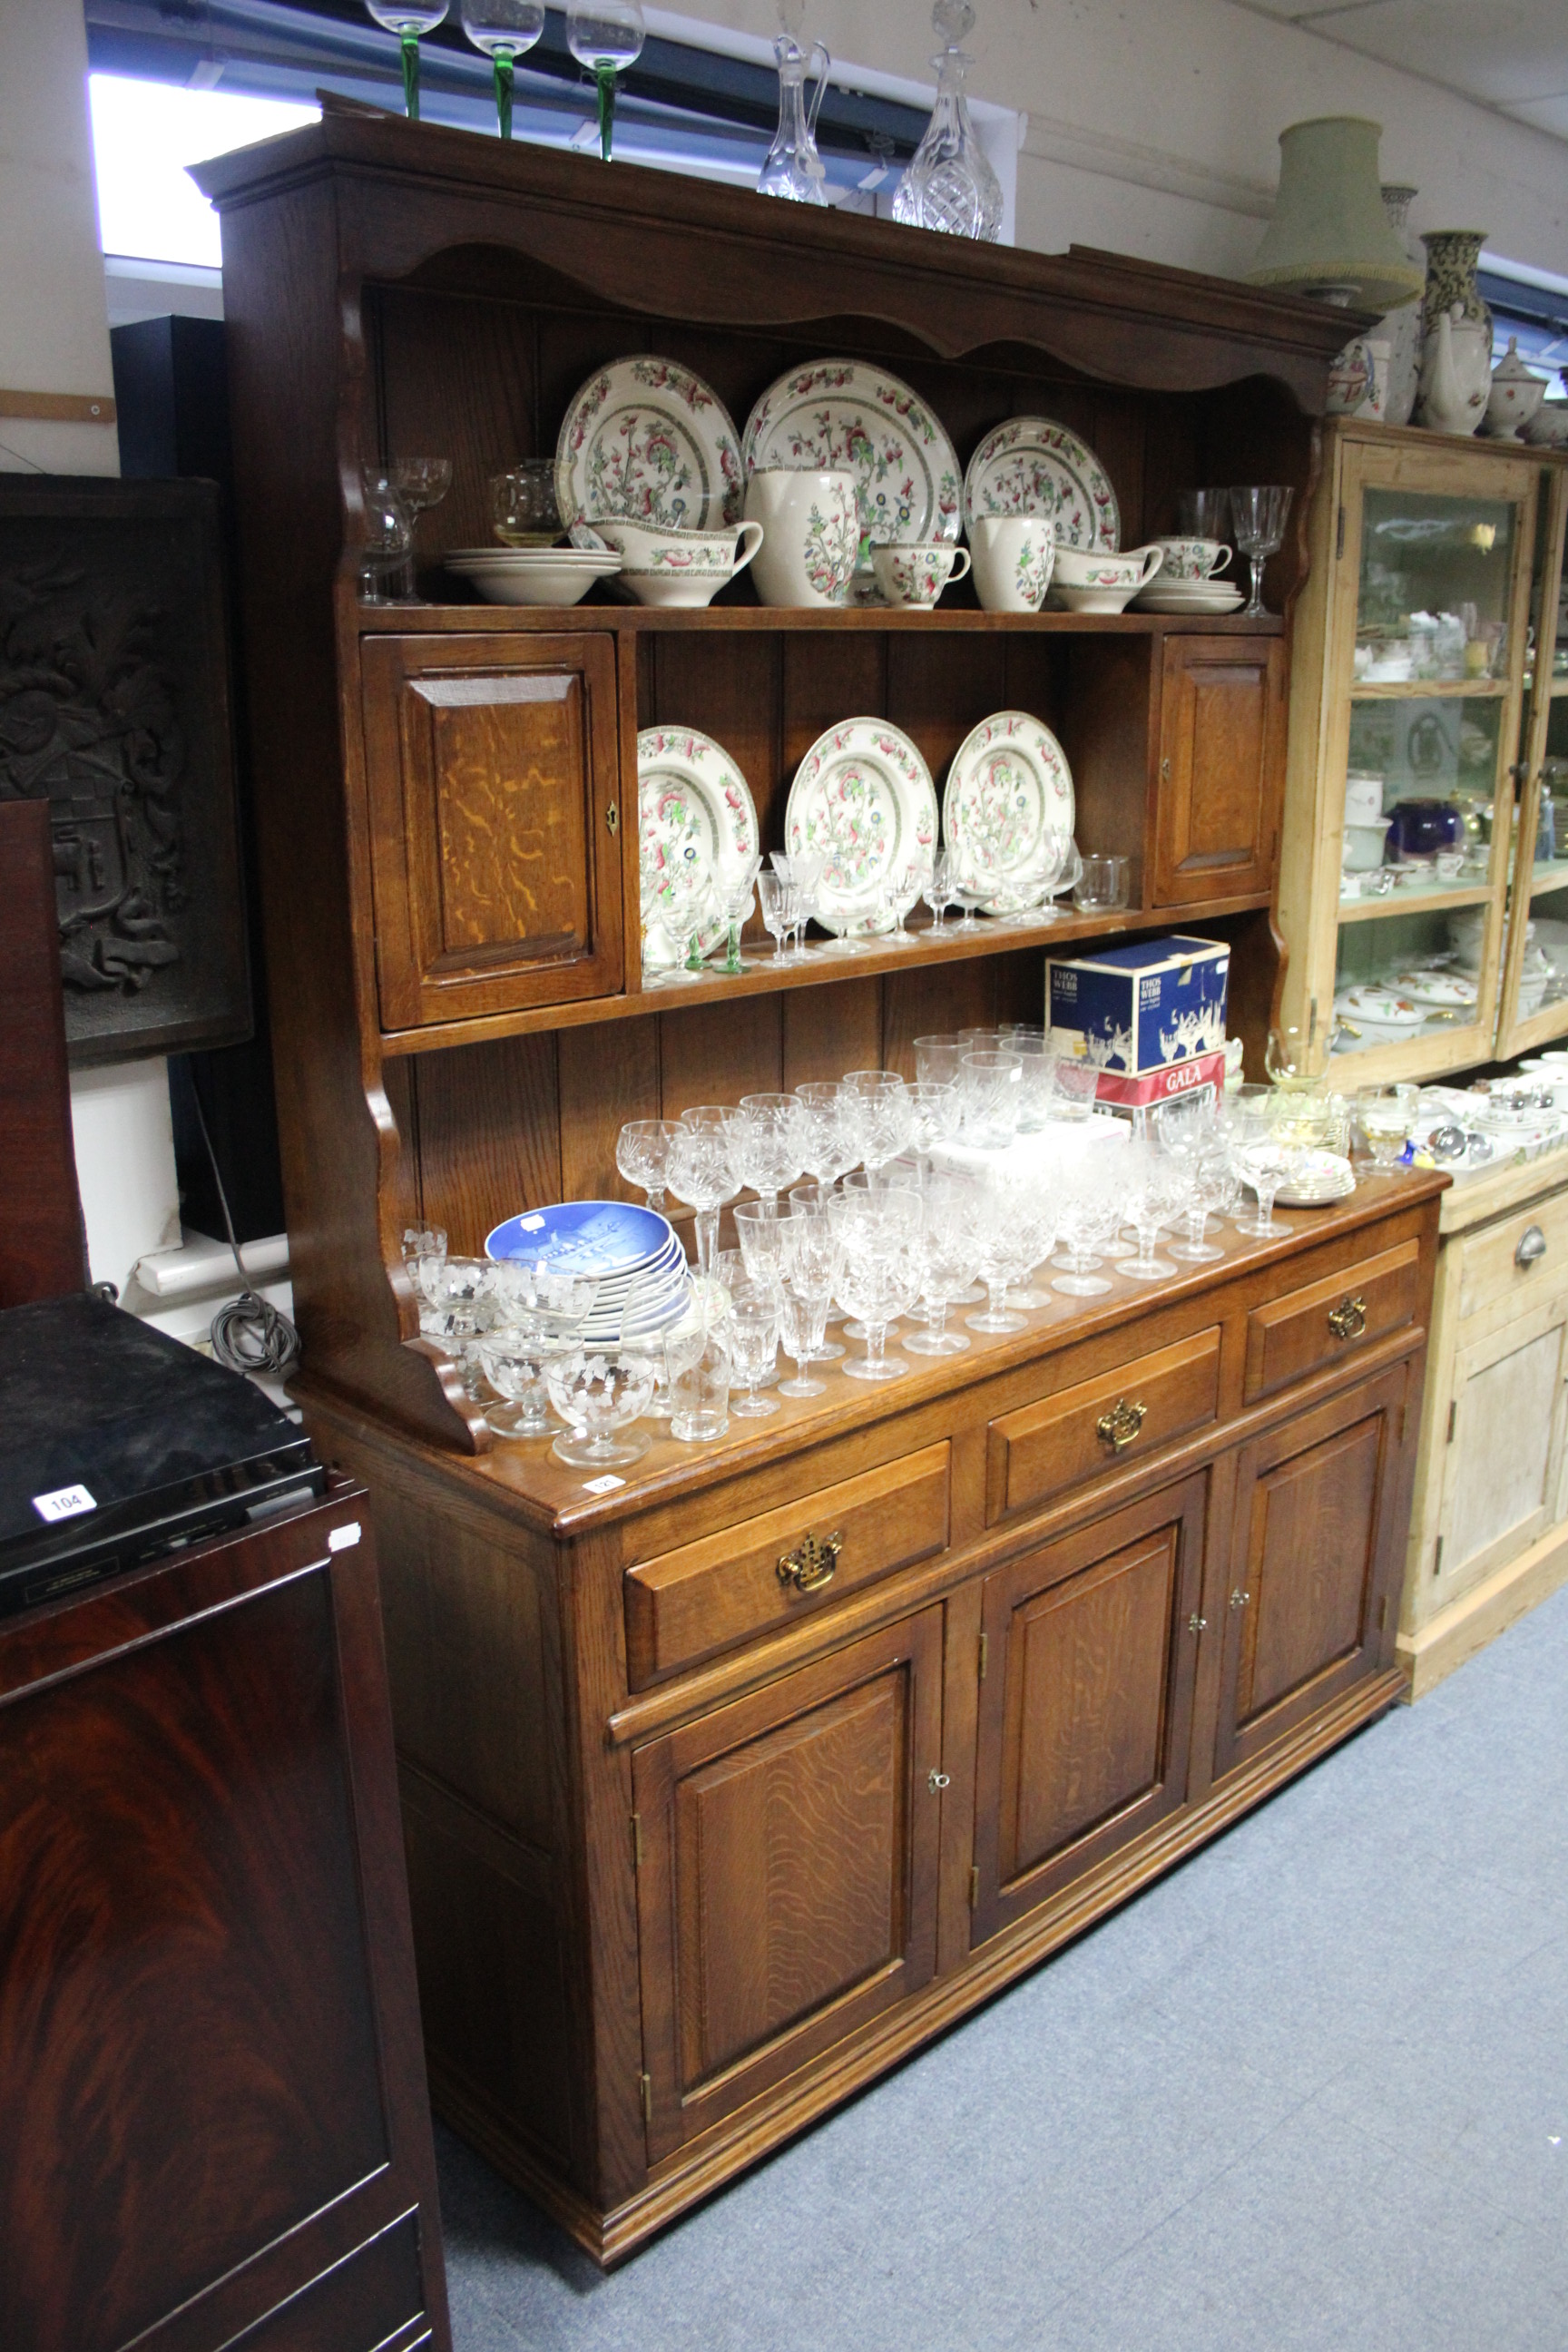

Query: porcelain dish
(581, 516), (762, 607)
(1391, 966), (1477, 1009)
(1132, 583), (1245, 614)
(1047, 544), (1163, 613)
(784, 717), (938, 937)
(485, 1203), (691, 1343)
(942, 710), (1075, 915)
(444, 547), (621, 606)
(741, 361), (961, 573)
(637, 725), (760, 971)
(961, 416), (1119, 550)
(1274, 1150), (1357, 1207)
(1332, 985), (1426, 1048)
(555, 355), (744, 537)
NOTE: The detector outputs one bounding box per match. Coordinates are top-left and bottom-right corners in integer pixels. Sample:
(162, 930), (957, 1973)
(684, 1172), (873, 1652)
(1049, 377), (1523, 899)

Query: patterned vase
(1420, 230), (1492, 338)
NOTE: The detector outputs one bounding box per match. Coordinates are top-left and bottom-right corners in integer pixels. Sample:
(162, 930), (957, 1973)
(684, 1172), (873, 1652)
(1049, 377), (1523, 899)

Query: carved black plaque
(0, 477), (250, 1064)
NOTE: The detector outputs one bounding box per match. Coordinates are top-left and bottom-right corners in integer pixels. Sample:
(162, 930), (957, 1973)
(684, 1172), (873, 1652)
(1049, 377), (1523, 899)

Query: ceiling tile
(1307, 0), (1568, 109)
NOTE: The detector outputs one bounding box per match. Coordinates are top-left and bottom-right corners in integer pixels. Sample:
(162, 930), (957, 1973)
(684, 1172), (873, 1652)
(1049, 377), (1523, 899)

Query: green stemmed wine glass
(365, 0), (449, 120)
(565, 0), (645, 162)
(460, 0), (545, 138)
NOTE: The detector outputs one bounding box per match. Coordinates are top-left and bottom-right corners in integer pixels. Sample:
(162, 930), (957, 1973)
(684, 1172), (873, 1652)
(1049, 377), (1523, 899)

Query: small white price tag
(32, 1484), (96, 1524)
(327, 1522), (362, 1551)
(581, 1474), (625, 1495)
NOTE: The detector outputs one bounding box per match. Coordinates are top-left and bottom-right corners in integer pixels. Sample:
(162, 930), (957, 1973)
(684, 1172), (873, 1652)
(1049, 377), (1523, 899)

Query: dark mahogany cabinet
(0, 1482), (450, 2352)
(1152, 634), (1287, 906)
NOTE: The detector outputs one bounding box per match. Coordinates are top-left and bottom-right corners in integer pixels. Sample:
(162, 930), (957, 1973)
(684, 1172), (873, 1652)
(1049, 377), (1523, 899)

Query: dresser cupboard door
(1213, 1363), (1408, 1782)
(1152, 634), (1285, 905)
(1430, 1289), (1568, 1611)
(360, 632), (622, 1030)
(970, 1474), (1208, 1948)
(632, 1608), (944, 2164)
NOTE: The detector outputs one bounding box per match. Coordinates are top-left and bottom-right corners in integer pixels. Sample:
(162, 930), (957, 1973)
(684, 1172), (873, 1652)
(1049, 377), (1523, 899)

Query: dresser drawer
(1243, 1238), (1419, 1404)
(986, 1328), (1221, 1524)
(1458, 1186), (1568, 1320)
(623, 1442), (951, 1688)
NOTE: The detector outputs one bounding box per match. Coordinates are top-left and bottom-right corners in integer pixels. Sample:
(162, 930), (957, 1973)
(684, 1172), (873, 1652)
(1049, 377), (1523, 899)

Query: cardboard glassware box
(1047, 935), (1230, 1073)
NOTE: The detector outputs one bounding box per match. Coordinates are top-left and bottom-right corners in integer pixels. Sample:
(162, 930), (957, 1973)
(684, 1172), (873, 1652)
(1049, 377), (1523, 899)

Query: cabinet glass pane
(1356, 490), (1515, 681)
(1338, 695), (1501, 912)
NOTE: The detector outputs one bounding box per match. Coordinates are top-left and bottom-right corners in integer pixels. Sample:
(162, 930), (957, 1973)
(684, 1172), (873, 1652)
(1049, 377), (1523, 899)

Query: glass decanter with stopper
(892, 0), (1002, 243)
(758, 2), (830, 207)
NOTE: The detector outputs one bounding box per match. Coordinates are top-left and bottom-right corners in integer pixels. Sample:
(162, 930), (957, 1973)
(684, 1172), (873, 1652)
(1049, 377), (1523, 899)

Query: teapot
(1484, 338), (1547, 441)
(1416, 302), (1490, 436)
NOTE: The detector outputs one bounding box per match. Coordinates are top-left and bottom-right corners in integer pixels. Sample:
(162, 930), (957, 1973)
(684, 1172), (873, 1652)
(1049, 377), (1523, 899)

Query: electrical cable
(188, 1082), (300, 1379)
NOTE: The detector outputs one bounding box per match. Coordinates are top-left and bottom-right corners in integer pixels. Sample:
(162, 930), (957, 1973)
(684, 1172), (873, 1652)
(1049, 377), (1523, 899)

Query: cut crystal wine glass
(1230, 485), (1293, 620)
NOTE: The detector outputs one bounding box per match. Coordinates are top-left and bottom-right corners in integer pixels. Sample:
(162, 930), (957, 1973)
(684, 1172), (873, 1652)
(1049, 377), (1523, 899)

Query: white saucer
(1133, 584), (1245, 614)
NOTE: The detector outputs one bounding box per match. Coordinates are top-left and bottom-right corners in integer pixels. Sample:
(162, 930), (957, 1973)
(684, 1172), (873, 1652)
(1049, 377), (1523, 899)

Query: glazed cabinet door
(1213, 1361), (1410, 1782)
(970, 1473), (1208, 1948)
(632, 1607), (944, 2165)
(360, 632), (622, 1031)
(1152, 634), (1286, 906)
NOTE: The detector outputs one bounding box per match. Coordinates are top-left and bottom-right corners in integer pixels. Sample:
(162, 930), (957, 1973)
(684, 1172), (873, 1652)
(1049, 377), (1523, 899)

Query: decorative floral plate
(784, 718), (938, 937)
(637, 725), (760, 972)
(942, 710), (1076, 916)
(962, 416), (1120, 550)
(741, 360), (962, 563)
(556, 356), (744, 536)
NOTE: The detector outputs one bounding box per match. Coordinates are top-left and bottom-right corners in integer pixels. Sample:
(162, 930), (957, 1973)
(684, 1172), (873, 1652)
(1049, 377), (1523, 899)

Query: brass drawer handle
(1096, 1397), (1148, 1454)
(1327, 1295), (1367, 1341)
(1517, 1224), (1547, 1269)
(777, 1531), (841, 1593)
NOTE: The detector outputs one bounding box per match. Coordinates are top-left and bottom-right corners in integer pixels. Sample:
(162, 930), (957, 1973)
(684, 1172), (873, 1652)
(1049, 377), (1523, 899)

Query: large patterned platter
(556, 356), (744, 535)
(943, 710), (1076, 916)
(962, 416), (1119, 550)
(637, 725), (760, 972)
(785, 718), (938, 937)
(742, 360), (961, 558)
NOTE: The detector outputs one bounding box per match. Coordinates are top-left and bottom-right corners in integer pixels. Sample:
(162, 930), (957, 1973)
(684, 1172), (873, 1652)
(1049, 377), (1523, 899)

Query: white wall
(663, 0), (1568, 279)
(0, 0), (181, 1297)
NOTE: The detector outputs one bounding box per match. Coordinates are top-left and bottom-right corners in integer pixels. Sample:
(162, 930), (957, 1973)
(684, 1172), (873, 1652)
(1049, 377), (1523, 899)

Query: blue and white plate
(486, 1200), (674, 1277)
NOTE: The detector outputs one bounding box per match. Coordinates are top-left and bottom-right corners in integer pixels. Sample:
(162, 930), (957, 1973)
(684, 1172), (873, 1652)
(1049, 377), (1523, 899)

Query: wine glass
(358, 470), (413, 603)
(733, 1199), (788, 1293)
(726, 1094), (804, 1204)
(565, 0), (645, 161)
(1118, 1147), (1181, 1282)
(774, 1279), (826, 1399)
(838, 1071), (913, 1176)
(1230, 485), (1293, 620)
(1052, 1179), (1117, 1298)
(757, 872), (789, 961)
(1357, 1084), (1416, 1169)
(387, 456), (452, 599)
(1230, 1086), (1291, 1238)
(718, 862), (760, 975)
(615, 1117), (680, 1210)
(780, 1207), (838, 1377)
(726, 1285), (780, 1416)
(923, 848), (957, 931)
(460, 0), (544, 136)
(906, 1178), (981, 1354)
(365, 0), (449, 118)
(831, 1194), (922, 1381)
(906, 1080), (959, 1175)
(668, 1107), (740, 1277)
(967, 1182), (1028, 1334)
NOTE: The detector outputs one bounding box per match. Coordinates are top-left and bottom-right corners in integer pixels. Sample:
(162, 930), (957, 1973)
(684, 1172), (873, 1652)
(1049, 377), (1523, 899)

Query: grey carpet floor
(436, 1583), (1568, 2352)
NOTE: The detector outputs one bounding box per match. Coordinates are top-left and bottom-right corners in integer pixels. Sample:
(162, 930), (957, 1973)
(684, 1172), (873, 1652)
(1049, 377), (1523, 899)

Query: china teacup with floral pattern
(869, 541), (972, 608)
(1149, 535), (1232, 583)
(969, 514), (1054, 612)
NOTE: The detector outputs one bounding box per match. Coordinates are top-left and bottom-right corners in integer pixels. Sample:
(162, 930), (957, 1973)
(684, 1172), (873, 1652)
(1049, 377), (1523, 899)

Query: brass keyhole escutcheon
(777, 1531), (841, 1593)
(1327, 1295), (1367, 1341)
(605, 799), (619, 835)
(1096, 1397), (1148, 1454)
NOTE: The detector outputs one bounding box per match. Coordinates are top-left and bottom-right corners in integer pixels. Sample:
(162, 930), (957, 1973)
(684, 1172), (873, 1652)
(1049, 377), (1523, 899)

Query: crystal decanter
(892, 0), (1002, 243)
(758, 26), (831, 204)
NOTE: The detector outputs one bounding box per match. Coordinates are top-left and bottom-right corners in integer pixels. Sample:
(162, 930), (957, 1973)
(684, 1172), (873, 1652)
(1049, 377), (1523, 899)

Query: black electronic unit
(0, 1291), (321, 1618)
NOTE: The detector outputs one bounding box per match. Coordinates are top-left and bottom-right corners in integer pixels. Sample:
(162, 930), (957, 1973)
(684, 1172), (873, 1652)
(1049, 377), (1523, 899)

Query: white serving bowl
(1046, 542), (1163, 613)
(575, 516), (762, 608)
(446, 548), (620, 606)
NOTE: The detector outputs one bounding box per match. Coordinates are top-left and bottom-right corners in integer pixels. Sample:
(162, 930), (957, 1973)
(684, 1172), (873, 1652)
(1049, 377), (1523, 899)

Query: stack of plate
(1132, 577), (1244, 615)
(485, 1201), (690, 1341)
(445, 545), (621, 607)
(1275, 1150), (1357, 1208)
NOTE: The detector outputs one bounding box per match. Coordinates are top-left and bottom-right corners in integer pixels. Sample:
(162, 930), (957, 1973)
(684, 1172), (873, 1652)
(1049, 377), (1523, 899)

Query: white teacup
(969, 514), (1054, 612)
(869, 541), (971, 609)
(744, 467), (860, 607)
(1150, 534), (1231, 583)
(581, 516), (762, 608)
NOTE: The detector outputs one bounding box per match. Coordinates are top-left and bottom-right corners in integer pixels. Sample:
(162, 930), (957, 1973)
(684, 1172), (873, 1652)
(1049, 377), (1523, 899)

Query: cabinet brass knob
(927, 1769), (951, 1794)
(1327, 1295), (1367, 1341)
(1516, 1224), (1547, 1269)
(1097, 1397), (1148, 1454)
(777, 1531), (841, 1592)
(605, 799), (619, 835)
(1188, 1613), (1207, 1634)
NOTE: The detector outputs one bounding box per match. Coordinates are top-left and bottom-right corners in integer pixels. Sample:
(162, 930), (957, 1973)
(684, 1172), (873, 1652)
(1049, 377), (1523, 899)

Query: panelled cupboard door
(971, 1473), (1208, 1949)
(1152, 634), (1285, 905)
(1434, 1289), (1568, 1610)
(361, 632), (622, 1030)
(632, 1609), (944, 2165)
(1213, 1363), (1407, 1782)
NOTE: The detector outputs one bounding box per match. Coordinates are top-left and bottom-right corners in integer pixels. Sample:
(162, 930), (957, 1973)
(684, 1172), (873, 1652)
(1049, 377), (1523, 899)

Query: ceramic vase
(1420, 230), (1492, 338)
